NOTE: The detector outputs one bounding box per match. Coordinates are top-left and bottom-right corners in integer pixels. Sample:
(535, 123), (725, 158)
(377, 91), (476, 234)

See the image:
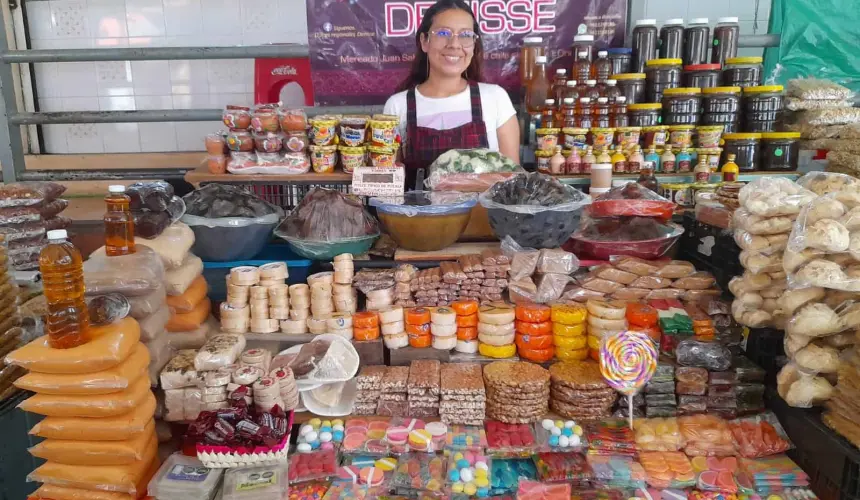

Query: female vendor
(383, 0), (520, 189)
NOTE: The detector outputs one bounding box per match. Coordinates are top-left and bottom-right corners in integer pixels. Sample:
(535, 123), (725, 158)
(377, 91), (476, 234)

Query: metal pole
(738, 34), (780, 48)
(9, 105), (383, 125)
(0, 20), (23, 182)
(0, 45), (309, 63)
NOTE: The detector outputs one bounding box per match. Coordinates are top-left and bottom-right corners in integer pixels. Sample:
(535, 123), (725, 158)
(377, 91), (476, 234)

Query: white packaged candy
(149, 453), (223, 500)
(195, 334), (247, 371)
(160, 350), (202, 390)
(222, 464), (288, 500)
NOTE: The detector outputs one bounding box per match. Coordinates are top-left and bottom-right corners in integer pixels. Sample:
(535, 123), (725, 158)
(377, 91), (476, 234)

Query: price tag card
(351, 167), (405, 197)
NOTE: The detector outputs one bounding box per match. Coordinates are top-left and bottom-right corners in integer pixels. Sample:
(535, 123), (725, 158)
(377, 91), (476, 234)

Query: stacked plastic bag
(729, 177), (815, 329)
(0, 182), (70, 271)
(7, 317), (158, 498)
(775, 172), (860, 407)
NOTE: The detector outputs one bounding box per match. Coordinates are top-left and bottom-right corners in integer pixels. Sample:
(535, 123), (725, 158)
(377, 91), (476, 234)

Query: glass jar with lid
(645, 58), (682, 103)
(662, 87), (702, 125)
(659, 19), (685, 59)
(631, 19), (658, 73)
(760, 132), (800, 171)
(743, 85), (784, 132)
(607, 48), (632, 75)
(701, 86), (741, 132)
(520, 36), (545, 85)
(628, 103), (662, 127)
(721, 132), (762, 171)
(612, 73), (646, 105)
(722, 57), (763, 88)
(683, 64), (721, 89)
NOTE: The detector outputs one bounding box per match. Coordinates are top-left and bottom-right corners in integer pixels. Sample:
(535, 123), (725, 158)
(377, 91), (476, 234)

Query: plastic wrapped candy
(587, 454), (647, 489)
(588, 182), (675, 220)
(728, 411), (793, 458)
(490, 459), (536, 496)
(390, 453), (446, 494)
(675, 340), (732, 371)
(691, 455), (739, 493)
(0, 182), (66, 208)
(289, 448), (338, 484)
(678, 415), (736, 457)
(533, 453), (591, 485)
(638, 451), (696, 489)
(678, 395), (707, 415)
(633, 417), (686, 452)
(517, 480), (571, 500)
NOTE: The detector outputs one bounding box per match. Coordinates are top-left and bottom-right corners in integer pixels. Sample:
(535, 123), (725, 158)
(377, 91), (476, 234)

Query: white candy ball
(460, 468), (474, 483)
(297, 443), (312, 453)
(570, 434), (581, 447)
(550, 427), (562, 436)
(333, 424), (345, 432)
(306, 431), (319, 443)
(319, 431), (333, 443)
(300, 424), (314, 436)
(541, 419), (554, 431)
(475, 461), (489, 471)
(559, 436), (570, 447)
(564, 421), (575, 428)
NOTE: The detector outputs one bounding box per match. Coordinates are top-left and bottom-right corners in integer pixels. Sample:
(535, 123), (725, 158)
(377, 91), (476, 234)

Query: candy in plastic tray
(679, 415), (736, 457)
(639, 451), (696, 489)
(728, 411), (793, 458)
(691, 455), (739, 493)
(222, 464), (288, 500)
(589, 183), (675, 220)
(677, 396), (707, 415)
(445, 425), (488, 453)
(633, 417), (686, 452)
(390, 453), (446, 494)
(534, 452), (592, 485)
(490, 459), (536, 495)
(586, 419), (636, 455)
(289, 448), (338, 484)
(534, 419), (587, 452)
(148, 453), (223, 500)
(485, 421), (537, 458)
(586, 454), (647, 489)
(341, 418), (391, 456)
(516, 480), (571, 500)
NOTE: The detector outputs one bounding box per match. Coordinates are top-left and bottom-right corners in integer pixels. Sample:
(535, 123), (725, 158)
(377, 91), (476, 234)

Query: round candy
(322, 420), (332, 427)
(555, 421), (564, 429)
(333, 430), (344, 442)
(457, 459), (470, 469)
(477, 487), (490, 498)
(461, 468), (474, 483)
(475, 461), (489, 471)
(320, 432), (333, 443)
(565, 421), (575, 428)
(321, 442), (334, 450)
(574, 425), (583, 436)
(320, 426), (332, 434)
(549, 435), (560, 446)
(300, 424), (314, 436)
(309, 418), (322, 427)
(306, 431), (318, 443)
(541, 419), (554, 431)
(375, 457), (396, 471)
(475, 476), (490, 488)
(570, 434), (582, 446)
(559, 435), (570, 447)
(310, 440), (320, 449)
(360, 467), (384, 486)
(333, 424), (345, 432)
(464, 483), (478, 496)
(550, 427), (562, 436)
(475, 468), (488, 480)
(599, 330), (658, 396)
(454, 452), (464, 461)
(452, 482), (465, 493)
(449, 469), (461, 482)
(563, 428), (573, 437)
(297, 442), (312, 453)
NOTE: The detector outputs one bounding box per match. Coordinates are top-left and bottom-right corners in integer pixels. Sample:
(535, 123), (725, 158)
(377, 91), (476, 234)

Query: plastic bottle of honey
(721, 153), (740, 182)
(551, 69), (568, 102)
(603, 79), (622, 102)
(563, 80), (579, 103)
(593, 97), (611, 128)
(541, 99), (557, 128)
(592, 50), (612, 82)
(610, 96), (629, 127)
(561, 98), (577, 127)
(585, 80), (601, 101)
(582, 146), (596, 173)
(104, 185), (136, 257)
(40, 230), (90, 349)
(526, 56), (550, 114)
(573, 51), (591, 84)
(575, 98), (593, 129)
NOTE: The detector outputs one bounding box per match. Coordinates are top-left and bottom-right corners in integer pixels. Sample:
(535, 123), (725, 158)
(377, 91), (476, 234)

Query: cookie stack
(715, 182), (742, 211)
(354, 365), (385, 415)
(440, 363), (485, 425)
(379, 306), (407, 349)
(430, 306), (457, 350)
(551, 303), (588, 361)
(477, 304), (517, 359)
(484, 361), (550, 423)
(281, 283), (310, 334)
(377, 366), (409, 417)
(586, 300), (628, 361)
(407, 360), (440, 418)
(549, 361), (618, 421)
(270, 366), (299, 411)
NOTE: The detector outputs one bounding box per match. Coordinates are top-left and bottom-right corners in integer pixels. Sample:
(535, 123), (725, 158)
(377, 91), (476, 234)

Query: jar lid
(744, 85), (785, 93)
(523, 36), (543, 44)
(689, 17), (709, 24)
(574, 34), (594, 42)
(725, 56), (763, 64)
(634, 19), (657, 26)
(723, 133), (763, 140)
(668, 125), (695, 130)
(663, 87), (702, 95)
(646, 58), (682, 67)
(718, 17), (739, 23)
(591, 164), (612, 170)
(566, 80), (578, 87)
(684, 63), (721, 71)
(703, 86), (742, 94)
(643, 125), (669, 131)
(628, 103), (663, 110)
(611, 73), (646, 80)
(607, 47), (632, 54)
(761, 132), (801, 139)
(664, 18), (684, 25)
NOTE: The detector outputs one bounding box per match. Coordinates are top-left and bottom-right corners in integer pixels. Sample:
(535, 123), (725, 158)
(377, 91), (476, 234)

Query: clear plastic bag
(588, 182), (675, 219)
(633, 417), (686, 452)
(369, 191), (477, 217)
(738, 177), (815, 217)
(787, 194), (852, 254)
(776, 362), (834, 408)
(193, 333), (246, 371)
(733, 230), (788, 255)
(786, 78), (854, 101)
(28, 391), (155, 441)
(19, 375), (151, 417)
(785, 97), (854, 110)
(425, 148), (523, 191)
(537, 248), (579, 274)
(84, 245), (165, 297)
(675, 340), (732, 371)
(0, 182), (65, 208)
(678, 414), (735, 457)
(289, 335), (359, 383)
(795, 108), (860, 127)
(516, 480), (571, 500)
(274, 188), (379, 248)
(30, 420), (154, 465)
(728, 411), (793, 458)
(128, 284), (167, 320)
(127, 181), (174, 212)
(164, 255), (203, 296)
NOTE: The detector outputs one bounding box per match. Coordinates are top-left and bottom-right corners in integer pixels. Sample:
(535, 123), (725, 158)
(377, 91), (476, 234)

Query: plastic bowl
(370, 192), (478, 251)
(486, 206), (585, 249)
(567, 222), (685, 260)
(182, 212), (282, 262)
(276, 233), (379, 260)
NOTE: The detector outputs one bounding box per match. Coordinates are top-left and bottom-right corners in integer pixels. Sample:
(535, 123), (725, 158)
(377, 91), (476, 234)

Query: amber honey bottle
(39, 230), (90, 349)
(104, 185), (135, 256)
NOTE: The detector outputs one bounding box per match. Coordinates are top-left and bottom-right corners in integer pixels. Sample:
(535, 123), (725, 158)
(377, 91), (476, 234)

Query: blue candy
(562, 428), (573, 437)
(549, 435), (560, 446)
(333, 430), (344, 442)
(457, 459), (470, 469)
(477, 487), (490, 498)
(449, 469), (461, 482)
(320, 426), (332, 434)
(310, 440), (320, 449)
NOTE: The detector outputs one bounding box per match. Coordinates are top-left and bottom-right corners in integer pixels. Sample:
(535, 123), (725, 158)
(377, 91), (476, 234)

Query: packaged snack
(586, 419), (636, 455)
(678, 395), (707, 415)
(587, 454), (647, 489)
(342, 418), (390, 456)
(390, 453), (446, 495)
(445, 425), (488, 453)
(517, 480), (571, 500)
(679, 415), (736, 456)
(222, 464), (288, 500)
(485, 421), (537, 458)
(148, 453), (223, 499)
(490, 459), (536, 495)
(633, 417), (685, 452)
(445, 450), (491, 498)
(0, 182), (66, 208)
(691, 455), (739, 493)
(534, 418), (586, 452)
(534, 452), (592, 485)
(728, 412), (793, 458)
(289, 448), (338, 484)
(675, 340), (732, 371)
(639, 451), (696, 489)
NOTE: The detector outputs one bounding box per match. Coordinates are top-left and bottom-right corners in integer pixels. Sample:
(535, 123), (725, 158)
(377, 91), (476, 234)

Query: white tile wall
(27, 0), (308, 153)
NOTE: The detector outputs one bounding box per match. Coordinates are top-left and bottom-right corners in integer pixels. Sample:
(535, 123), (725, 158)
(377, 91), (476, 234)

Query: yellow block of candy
(551, 303), (587, 325)
(552, 322), (586, 338)
(553, 334), (587, 349)
(478, 342), (517, 359)
(555, 346), (588, 361)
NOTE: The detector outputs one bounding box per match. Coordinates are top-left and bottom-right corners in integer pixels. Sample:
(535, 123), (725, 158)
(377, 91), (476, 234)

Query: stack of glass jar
(742, 85), (785, 132)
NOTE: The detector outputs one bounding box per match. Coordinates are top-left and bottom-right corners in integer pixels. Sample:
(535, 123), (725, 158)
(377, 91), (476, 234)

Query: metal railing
(0, 10), (780, 182)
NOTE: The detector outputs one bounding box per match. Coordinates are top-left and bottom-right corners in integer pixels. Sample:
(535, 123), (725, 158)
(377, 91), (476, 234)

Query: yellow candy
(551, 304), (587, 325)
(555, 421), (564, 428)
(475, 477), (490, 488)
(332, 419), (344, 426)
(464, 483), (478, 496)
(556, 346), (588, 361)
(475, 469), (488, 480)
(454, 452), (464, 461)
(479, 342), (517, 359)
(574, 425), (583, 436)
(552, 322), (586, 338)
(375, 457), (396, 471)
(453, 483), (465, 493)
(554, 334), (587, 349)
(408, 429), (431, 448)
(309, 418), (321, 427)
(587, 334), (602, 350)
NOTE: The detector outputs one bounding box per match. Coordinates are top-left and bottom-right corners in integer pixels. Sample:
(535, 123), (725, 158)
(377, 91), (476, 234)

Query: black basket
(743, 327), (786, 384)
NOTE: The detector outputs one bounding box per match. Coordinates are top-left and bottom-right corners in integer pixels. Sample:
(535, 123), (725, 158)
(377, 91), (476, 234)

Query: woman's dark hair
(396, 0), (484, 92)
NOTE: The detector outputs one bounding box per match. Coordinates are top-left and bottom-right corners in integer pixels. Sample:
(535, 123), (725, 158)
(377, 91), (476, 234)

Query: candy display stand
(196, 411), (295, 468)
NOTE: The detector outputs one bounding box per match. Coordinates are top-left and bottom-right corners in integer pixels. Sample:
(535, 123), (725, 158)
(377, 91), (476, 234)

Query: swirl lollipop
(599, 330), (658, 428)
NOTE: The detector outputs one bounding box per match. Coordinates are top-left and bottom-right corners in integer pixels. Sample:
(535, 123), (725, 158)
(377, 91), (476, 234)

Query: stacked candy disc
(379, 306), (407, 349)
(430, 306), (457, 350)
(514, 304), (554, 363)
(626, 303), (661, 347)
(406, 307), (432, 348)
(451, 300), (479, 354)
(352, 311), (380, 342)
(586, 300), (628, 361)
(600, 330), (658, 428)
(477, 304), (516, 359)
(551, 304), (588, 361)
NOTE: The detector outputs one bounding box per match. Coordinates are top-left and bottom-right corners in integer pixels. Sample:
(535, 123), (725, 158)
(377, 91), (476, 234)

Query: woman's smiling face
(420, 8), (476, 79)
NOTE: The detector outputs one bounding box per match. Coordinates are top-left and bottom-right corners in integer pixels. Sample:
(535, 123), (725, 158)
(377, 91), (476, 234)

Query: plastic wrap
(425, 148), (523, 191)
(638, 452), (696, 489)
(587, 454), (647, 489)
(28, 391), (154, 440)
(288, 448), (337, 484)
(675, 340), (732, 371)
(478, 173), (590, 249)
(734, 230), (788, 255)
(634, 417), (686, 451)
(571, 216), (684, 260)
(19, 375), (151, 417)
(678, 414), (735, 457)
(0, 182), (65, 208)
(30, 421), (154, 465)
(517, 480), (571, 500)
(223, 464), (288, 500)
(738, 178), (816, 217)
(289, 335), (359, 383)
(731, 208), (794, 236)
(729, 411), (793, 458)
(194, 334), (246, 371)
(787, 78), (853, 100)
(776, 363), (834, 408)
(490, 459), (536, 495)
(795, 108), (860, 127)
(86, 294), (131, 327)
(533, 452), (591, 485)
(589, 183), (675, 220)
(84, 245), (165, 297)
(390, 453), (446, 494)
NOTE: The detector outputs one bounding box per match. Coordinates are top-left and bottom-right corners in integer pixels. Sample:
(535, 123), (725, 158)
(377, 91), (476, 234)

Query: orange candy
(451, 300), (479, 316)
(408, 334), (431, 348)
(515, 303), (551, 323)
(515, 320), (552, 336)
(633, 325), (662, 344)
(353, 311), (379, 329)
(627, 302), (658, 327)
(589, 349), (600, 362)
(456, 327), (478, 341)
(518, 346), (554, 363)
(515, 333), (553, 350)
(353, 326), (380, 341)
(406, 323), (431, 336)
(456, 314), (478, 327)
(405, 307), (432, 325)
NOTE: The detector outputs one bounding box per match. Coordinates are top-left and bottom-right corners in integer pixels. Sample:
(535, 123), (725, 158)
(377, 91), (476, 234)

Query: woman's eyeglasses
(428, 29), (479, 48)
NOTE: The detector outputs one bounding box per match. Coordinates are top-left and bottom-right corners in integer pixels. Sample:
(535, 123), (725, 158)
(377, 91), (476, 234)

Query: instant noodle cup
(253, 132), (284, 153)
(615, 126), (642, 152)
(535, 128), (560, 152)
(309, 115), (338, 146)
(643, 125), (669, 148)
(225, 130), (254, 152)
(591, 127), (616, 148)
(309, 145), (337, 173)
(668, 125), (694, 149)
(340, 115), (370, 147)
(222, 105), (251, 129)
(279, 108), (308, 132)
(370, 114), (399, 147)
(206, 155), (228, 175)
(251, 104), (280, 133)
(368, 145), (398, 168)
(696, 126), (724, 148)
(339, 145), (366, 173)
(204, 133), (227, 155)
(285, 131), (309, 152)
(562, 127), (588, 152)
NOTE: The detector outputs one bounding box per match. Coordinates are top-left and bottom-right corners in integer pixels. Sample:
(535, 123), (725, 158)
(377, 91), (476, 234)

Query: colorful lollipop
(599, 330), (658, 428)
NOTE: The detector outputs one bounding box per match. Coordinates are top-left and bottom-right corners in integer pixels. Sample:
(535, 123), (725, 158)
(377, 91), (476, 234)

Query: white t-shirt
(383, 82), (517, 152)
